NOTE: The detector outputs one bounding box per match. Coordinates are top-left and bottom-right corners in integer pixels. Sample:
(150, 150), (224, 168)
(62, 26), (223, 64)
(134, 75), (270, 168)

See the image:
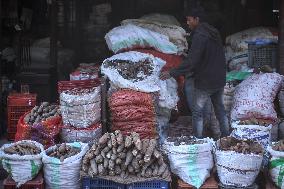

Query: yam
(131, 132), (142, 150)
(125, 135), (132, 148)
(128, 165), (134, 173)
(115, 130), (124, 145)
(95, 154), (103, 163)
(108, 160), (115, 170)
(144, 139), (156, 162)
(110, 133), (117, 147)
(117, 152), (126, 159)
(117, 143), (125, 153)
(145, 168), (152, 178)
(115, 158), (122, 165)
(158, 163), (167, 176)
(90, 159), (98, 175)
(99, 133), (110, 145)
(115, 165), (122, 175)
(125, 151), (133, 166)
(142, 139), (150, 154)
(103, 158), (109, 169)
(98, 164), (105, 175)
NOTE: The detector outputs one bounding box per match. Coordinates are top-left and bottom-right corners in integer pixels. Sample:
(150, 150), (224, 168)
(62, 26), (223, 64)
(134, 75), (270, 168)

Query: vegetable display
(81, 131), (170, 183)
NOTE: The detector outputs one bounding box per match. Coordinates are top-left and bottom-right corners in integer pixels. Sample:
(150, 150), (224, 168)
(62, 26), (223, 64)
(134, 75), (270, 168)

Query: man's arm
(169, 33), (207, 78)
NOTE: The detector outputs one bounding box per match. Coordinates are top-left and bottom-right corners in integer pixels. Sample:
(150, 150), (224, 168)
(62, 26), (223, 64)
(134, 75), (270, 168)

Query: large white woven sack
(0, 140), (44, 187)
(215, 140), (263, 187)
(231, 122), (272, 148)
(231, 73), (283, 121)
(121, 19), (188, 55)
(42, 142), (89, 189)
(163, 138), (214, 188)
(101, 51), (179, 110)
(226, 27), (278, 52)
(105, 24), (178, 55)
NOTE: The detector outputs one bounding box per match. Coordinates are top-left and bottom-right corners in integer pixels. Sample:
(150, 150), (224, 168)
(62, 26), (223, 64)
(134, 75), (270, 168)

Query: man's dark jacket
(170, 23), (226, 90)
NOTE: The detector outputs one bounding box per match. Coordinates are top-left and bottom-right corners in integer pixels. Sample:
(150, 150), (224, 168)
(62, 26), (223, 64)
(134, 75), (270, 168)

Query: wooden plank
(177, 174), (218, 189)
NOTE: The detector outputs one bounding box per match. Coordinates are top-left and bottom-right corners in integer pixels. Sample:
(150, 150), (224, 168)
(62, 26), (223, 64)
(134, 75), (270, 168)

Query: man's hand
(159, 71), (171, 80)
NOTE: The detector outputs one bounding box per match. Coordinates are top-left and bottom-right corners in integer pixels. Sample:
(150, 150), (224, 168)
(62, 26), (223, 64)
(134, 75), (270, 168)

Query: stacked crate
(7, 93), (36, 140)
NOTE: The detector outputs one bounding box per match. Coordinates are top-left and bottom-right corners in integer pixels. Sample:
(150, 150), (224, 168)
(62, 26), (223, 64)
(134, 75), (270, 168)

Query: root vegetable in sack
(24, 102), (60, 125)
(47, 143), (81, 162)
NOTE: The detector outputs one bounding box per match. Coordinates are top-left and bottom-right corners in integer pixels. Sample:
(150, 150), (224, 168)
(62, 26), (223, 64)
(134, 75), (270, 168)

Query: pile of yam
(4, 142), (41, 156)
(81, 131), (170, 181)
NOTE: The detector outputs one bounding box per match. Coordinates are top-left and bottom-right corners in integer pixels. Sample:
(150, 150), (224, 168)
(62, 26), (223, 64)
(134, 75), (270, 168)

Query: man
(160, 7), (229, 138)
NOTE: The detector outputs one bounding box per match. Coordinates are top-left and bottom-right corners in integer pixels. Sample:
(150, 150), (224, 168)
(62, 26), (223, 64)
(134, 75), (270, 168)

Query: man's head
(184, 7), (206, 30)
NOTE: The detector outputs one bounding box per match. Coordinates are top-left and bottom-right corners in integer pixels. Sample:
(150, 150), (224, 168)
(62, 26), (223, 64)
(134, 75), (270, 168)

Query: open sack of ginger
(81, 130), (171, 184)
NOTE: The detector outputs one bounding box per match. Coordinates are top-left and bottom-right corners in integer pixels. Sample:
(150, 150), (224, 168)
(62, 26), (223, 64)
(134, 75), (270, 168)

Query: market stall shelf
(3, 172), (44, 189)
(177, 174), (218, 189)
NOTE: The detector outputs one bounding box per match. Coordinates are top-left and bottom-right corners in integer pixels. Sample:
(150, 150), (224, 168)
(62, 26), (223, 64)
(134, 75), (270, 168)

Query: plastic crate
(126, 180), (169, 189)
(3, 172), (44, 189)
(82, 177), (125, 189)
(7, 93), (37, 140)
(248, 42), (278, 68)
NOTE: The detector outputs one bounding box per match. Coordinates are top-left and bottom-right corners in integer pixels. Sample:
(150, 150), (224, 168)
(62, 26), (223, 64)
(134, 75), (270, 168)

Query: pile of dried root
(81, 131), (170, 183)
(219, 137), (263, 155)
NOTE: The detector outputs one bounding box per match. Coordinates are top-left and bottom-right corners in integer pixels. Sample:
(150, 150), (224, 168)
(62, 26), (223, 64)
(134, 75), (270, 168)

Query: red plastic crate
(7, 93), (37, 140)
(4, 172), (44, 189)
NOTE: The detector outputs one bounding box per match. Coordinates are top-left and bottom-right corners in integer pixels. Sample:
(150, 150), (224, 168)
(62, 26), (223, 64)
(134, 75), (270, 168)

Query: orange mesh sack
(15, 112), (61, 148)
(109, 89), (157, 139)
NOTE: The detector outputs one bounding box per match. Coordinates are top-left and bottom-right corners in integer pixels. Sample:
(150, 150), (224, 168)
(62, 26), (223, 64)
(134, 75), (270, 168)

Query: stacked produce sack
(101, 51), (179, 140)
(15, 102), (62, 148)
(0, 140), (44, 187)
(43, 142), (89, 189)
(231, 73), (282, 120)
(70, 63), (99, 80)
(267, 140), (284, 188)
(163, 136), (214, 188)
(109, 89), (156, 139)
(121, 17), (188, 55)
(215, 137), (263, 187)
(105, 24), (178, 55)
(225, 27), (278, 71)
(81, 131), (171, 183)
(58, 79), (102, 143)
